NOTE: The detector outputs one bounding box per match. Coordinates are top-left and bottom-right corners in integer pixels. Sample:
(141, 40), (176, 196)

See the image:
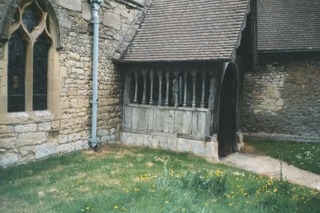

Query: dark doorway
(218, 63), (238, 156)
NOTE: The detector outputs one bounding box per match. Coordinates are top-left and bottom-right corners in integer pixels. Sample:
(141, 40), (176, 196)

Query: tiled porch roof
(120, 0), (250, 62)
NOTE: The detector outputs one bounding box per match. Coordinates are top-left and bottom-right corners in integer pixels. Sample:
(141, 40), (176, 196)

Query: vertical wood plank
(163, 109), (174, 133)
(192, 111), (198, 136)
(136, 107), (146, 130)
(197, 111), (205, 137)
(153, 108), (163, 131)
(174, 110), (183, 133)
(123, 106), (132, 128)
(146, 108), (154, 130)
(183, 111), (192, 134)
(131, 107), (139, 129)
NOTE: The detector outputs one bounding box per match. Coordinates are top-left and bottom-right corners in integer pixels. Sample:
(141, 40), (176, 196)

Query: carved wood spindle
(201, 71), (206, 108)
(141, 70), (147, 104)
(183, 72), (188, 107)
(173, 72), (179, 107)
(157, 71), (163, 106)
(124, 71), (131, 104)
(191, 71), (197, 108)
(149, 70), (154, 105)
(208, 72), (216, 110)
(165, 71), (170, 106)
(133, 70), (139, 104)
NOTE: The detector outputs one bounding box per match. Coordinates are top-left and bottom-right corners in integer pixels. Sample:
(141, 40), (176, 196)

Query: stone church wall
(0, 0), (152, 167)
(241, 52), (320, 142)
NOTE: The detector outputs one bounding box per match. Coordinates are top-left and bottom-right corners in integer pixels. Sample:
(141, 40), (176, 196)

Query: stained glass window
(7, 0), (53, 113)
(7, 30), (26, 112)
(33, 33), (51, 110)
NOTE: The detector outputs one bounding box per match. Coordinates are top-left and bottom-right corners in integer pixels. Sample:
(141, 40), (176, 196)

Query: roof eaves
(230, 1), (251, 61)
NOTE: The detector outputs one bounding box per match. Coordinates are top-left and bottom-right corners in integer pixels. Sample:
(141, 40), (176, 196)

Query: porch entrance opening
(218, 63), (238, 156)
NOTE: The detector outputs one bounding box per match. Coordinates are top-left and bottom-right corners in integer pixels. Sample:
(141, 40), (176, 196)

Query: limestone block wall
(241, 53), (320, 142)
(0, 0), (152, 167)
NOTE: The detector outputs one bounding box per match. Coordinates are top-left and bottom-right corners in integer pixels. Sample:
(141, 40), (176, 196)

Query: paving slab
(221, 152), (320, 191)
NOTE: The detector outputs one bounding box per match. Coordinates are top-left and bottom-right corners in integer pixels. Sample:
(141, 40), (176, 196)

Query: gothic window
(7, 0), (52, 112)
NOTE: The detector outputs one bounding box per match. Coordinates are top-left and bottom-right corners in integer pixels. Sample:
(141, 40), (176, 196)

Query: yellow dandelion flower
(215, 169), (223, 177)
(114, 205), (119, 209)
(273, 188), (278, 193)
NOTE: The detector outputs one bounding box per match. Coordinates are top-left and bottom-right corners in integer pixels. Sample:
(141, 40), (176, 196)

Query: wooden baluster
(191, 71), (197, 108)
(201, 71), (206, 108)
(165, 71), (170, 106)
(157, 71), (163, 106)
(133, 70), (138, 104)
(183, 72), (188, 107)
(149, 70), (154, 105)
(173, 72), (179, 107)
(141, 70), (147, 104)
(208, 72), (216, 110)
(123, 71), (131, 105)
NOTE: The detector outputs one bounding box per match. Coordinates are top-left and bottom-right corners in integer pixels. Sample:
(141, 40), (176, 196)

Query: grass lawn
(243, 139), (320, 174)
(0, 144), (319, 213)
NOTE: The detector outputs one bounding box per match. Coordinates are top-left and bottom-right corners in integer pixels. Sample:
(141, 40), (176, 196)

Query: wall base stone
(35, 143), (59, 159)
(121, 131), (219, 162)
(0, 153), (19, 167)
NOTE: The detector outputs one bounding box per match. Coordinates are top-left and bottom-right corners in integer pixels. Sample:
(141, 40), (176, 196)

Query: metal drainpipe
(88, 0), (103, 149)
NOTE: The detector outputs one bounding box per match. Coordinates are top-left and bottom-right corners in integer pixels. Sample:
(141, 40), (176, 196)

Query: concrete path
(221, 152), (320, 191)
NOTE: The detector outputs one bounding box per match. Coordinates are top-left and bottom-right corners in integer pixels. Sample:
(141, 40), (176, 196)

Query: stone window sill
(0, 110), (56, 125)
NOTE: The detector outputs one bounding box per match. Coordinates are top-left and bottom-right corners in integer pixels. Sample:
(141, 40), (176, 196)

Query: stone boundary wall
(243, 133), (320, 144)
(0, 0), (152, 167)
(241, 52), (320, 142)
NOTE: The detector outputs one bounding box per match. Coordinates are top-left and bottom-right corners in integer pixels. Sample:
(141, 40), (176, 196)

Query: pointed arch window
(7, 0), (52, 112)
